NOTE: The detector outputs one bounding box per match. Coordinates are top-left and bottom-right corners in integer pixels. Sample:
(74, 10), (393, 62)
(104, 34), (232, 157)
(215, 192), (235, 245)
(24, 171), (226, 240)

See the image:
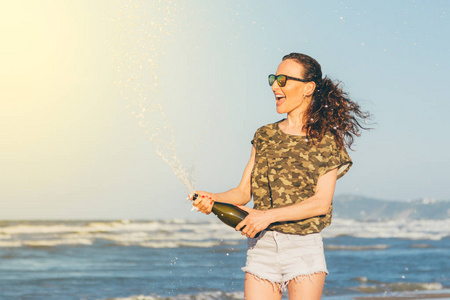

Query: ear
(304, 81), (316, 97)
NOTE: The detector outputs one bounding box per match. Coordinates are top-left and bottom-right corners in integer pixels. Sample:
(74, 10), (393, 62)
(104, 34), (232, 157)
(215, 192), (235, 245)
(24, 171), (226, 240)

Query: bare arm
(192, 146), (256, 214)
(268, 168), (337, 221)
(236, 168), (338, 237)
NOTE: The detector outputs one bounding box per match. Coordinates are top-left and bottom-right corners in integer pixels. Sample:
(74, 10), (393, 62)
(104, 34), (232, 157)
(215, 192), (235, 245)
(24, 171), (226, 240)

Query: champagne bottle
(193, 193), (260, 237)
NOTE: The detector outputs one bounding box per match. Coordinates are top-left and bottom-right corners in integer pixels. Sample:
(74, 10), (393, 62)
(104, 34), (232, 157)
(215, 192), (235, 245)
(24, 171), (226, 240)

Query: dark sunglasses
(268, 74), (309, 87)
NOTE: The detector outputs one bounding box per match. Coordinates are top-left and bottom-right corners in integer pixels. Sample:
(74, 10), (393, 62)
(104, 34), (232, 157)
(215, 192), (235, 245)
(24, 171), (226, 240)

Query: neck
(280, 96), (311, 135)
(285, 114), (303, 128)
(286, 95), (311, 127)
(281, 113), (307, 136)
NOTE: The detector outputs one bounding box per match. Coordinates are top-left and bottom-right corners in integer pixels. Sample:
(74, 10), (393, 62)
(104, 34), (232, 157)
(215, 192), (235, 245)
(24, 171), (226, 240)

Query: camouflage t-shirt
(251, 120), (352, 235)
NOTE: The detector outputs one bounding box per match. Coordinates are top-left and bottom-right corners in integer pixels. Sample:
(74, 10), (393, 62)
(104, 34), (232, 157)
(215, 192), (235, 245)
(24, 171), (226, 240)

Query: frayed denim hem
(243, 270), (281, 292)
(278, 271), (328, 291)
(244, 270), (328, 292)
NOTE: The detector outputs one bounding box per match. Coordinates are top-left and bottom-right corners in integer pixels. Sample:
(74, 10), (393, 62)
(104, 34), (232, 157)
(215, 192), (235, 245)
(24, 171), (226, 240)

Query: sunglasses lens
(268, 75), (275, 86)
(277, 75), (286, 87)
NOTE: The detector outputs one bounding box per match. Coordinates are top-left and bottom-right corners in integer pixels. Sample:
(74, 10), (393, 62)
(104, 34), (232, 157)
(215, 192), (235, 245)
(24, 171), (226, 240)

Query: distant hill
(332, 194), (450, 221)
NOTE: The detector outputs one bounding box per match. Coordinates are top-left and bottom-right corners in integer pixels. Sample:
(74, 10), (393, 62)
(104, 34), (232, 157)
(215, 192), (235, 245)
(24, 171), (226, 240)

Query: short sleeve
(250, 129), (260, 148)
(318, 134), (353, 180)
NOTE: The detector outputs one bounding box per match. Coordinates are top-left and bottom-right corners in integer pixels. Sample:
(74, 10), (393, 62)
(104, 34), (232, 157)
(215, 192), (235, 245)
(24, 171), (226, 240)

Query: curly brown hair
(282, 53), (371, 150)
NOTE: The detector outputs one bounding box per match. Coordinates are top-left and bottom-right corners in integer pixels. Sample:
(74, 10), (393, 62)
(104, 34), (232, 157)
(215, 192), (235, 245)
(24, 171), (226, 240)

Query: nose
(271, 81), (281, 93)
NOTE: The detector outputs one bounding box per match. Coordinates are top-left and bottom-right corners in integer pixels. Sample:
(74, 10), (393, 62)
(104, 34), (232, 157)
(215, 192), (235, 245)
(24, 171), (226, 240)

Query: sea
(0, 217), (449, 300)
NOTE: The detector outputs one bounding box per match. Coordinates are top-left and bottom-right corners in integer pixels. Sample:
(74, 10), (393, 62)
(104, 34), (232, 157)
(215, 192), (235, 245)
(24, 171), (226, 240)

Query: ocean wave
(0, 238), (93, 248)
(322, 218), (450, 240)
(0, 234), (11, 239)
(410, 243), (434, 248)
(325, 244), (389, 251)
(0, 220), (161, 235)
(0, 241), (22, 248)
(138, 240), (240, 248)
(101, 291), (244, 300)
(0, 220), (246, 248)
(350, 278), (444, 294)
(24, 238), (93, 247)
(0, 220), (233, 236)
(0, 218), (449, 249)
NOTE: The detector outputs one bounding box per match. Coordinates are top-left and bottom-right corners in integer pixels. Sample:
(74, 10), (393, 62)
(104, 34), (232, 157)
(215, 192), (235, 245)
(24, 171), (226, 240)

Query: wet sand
(354, 293), (450, 300)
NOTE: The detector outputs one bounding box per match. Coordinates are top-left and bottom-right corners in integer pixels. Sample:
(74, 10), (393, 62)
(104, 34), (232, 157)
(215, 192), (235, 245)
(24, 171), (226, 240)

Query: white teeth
(275, 95), (285, 98)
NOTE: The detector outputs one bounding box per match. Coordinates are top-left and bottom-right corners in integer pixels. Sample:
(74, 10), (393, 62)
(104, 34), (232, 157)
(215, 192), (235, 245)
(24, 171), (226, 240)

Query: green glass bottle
(193, 193), (260, 237)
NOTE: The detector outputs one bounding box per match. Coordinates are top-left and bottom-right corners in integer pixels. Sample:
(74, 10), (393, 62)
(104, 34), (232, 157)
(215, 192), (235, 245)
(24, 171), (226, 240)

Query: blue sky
(0, 0), (449, 219)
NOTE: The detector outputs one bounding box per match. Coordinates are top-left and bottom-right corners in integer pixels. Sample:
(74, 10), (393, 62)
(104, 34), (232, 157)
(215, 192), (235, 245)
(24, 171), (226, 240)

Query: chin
(276, 106), (286, 114)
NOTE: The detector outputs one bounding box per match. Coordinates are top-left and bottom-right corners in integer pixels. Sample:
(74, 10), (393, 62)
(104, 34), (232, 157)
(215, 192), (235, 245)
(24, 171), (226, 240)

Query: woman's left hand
(235, 206), (273, 238)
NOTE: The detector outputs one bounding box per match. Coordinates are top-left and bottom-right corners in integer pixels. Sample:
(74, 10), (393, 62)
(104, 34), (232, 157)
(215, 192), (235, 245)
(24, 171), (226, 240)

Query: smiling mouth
(275, 95), (285, 105)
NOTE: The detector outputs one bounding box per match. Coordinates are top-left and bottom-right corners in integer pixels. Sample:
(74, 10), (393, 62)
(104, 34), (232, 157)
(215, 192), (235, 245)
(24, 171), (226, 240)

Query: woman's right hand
(190, 191), (215, 215)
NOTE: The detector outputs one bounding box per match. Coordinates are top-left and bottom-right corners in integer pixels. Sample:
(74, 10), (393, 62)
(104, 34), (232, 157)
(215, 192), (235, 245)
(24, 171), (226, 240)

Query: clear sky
(1, 0), (449, 220)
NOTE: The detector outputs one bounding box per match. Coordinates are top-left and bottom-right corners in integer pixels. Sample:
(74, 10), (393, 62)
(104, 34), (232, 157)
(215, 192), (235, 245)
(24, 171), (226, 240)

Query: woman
(192, 53), (370, 300)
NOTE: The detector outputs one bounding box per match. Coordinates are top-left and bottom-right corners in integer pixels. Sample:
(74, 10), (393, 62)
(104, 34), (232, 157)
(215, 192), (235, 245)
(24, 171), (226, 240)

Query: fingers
(236, 220), (256, 238)
(240, 226), (258, 238)
(236, 218), (251, 236)
(191, 191), (215, 214)
(235, 220), (244, 232)
(237, 216), (264, 238)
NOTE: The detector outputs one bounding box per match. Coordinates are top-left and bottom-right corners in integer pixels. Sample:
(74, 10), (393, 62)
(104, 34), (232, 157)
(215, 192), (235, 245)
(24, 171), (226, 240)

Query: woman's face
(272, 59), (309, 115)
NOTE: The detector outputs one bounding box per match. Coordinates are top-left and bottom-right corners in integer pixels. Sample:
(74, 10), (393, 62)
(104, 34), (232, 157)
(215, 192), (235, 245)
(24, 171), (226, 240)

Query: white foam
(0, 241), (22, 248)
(0, 220), (247, 248)
(105, 295), (157, 300)
(101, 291), (244, 300)
(137, 240), (240, 248)
(0, 234), (11, 240)
(325, 244), (389, 251)
(0, 220), (160, 235)
(24, 238), (93, 247)
(0, 218), (448, 249)
(137, 241), (180, 248)
(353, 281), (444, 293)
(322, 218), (450, 240)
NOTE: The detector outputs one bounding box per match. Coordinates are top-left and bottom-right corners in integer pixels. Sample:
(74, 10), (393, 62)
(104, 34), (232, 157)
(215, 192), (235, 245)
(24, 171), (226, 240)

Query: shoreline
(354, 293), (450, 300)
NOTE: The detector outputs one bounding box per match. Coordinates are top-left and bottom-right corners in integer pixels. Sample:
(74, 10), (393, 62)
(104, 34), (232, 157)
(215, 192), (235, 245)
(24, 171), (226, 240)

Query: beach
(0, 219), (448, 300)
(355, 293), (450, 300)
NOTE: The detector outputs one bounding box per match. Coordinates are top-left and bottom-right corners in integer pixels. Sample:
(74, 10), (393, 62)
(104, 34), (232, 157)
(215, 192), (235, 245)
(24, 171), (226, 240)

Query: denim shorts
(241, 230), (328, 290)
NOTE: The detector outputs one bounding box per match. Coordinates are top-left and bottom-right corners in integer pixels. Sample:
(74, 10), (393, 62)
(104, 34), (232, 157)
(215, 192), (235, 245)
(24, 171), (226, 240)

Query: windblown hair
(282, 53), (371, 150)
